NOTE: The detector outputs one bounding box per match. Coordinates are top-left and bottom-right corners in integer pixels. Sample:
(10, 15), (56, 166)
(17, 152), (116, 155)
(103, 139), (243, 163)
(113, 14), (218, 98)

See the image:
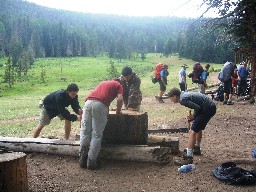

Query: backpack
(218, 61), (234, 82)
(212, 83), (224, 102)
(188, 62), (203, 83)
(154, 63), (163, 79)
(212, 162), (256, 185)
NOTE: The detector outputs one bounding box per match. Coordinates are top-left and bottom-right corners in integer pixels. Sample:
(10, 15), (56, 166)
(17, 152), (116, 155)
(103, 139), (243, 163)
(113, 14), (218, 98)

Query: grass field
(0, 54), (222, 138)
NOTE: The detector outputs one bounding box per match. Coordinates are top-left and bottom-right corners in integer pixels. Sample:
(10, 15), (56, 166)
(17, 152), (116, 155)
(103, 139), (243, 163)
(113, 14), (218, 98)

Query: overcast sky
(25, 0), (218, 18)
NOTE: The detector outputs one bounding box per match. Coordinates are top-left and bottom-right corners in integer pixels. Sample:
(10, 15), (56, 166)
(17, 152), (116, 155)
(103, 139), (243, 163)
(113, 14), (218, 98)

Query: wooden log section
(0, 151), (28, 192)
(103, 110), (148, 145)
(0, 137), (177, 164)
(147, 135), (179, 154)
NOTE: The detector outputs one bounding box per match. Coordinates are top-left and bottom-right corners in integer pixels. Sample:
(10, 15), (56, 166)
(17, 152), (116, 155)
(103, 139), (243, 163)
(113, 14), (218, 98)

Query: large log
(0, 137), (174, 164)
(0, 151), (28, 192)
(186, 82), (221, 92)
(147, 135), (179, 154)
(75, 134), (179, 153)
(103, 110), (148, 145)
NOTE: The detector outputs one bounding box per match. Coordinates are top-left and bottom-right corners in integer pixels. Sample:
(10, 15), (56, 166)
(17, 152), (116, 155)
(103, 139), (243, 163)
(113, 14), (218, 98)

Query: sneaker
(223, 100), (227, 105)
(87, 158), (99, 170)
(227, 100), (234, 105)
(193, 146), (201, 155)
(79, 147), (89, 168)
(184, 146), (202, 156)
(174, 155), (193, 166)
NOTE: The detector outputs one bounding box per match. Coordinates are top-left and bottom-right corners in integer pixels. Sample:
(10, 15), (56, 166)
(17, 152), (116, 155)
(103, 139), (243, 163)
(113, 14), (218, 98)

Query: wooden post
(0, 151), (28, 192)
(103, 110), (148, 145)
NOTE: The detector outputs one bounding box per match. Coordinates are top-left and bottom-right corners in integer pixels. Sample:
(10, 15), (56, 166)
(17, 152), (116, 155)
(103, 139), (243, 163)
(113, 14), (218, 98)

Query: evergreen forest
(0, 0), (236, 67)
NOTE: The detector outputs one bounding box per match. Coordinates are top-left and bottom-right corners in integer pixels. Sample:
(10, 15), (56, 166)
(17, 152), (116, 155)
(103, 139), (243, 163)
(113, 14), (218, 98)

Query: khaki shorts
(39, 107), (64, 126)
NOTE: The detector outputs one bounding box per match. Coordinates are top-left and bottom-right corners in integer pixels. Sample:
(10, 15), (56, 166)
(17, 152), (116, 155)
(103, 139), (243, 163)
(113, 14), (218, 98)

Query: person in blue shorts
(167, 88), (216, 166)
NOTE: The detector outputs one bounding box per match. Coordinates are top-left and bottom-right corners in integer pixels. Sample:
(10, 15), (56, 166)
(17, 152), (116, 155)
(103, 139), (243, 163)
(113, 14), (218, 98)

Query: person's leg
(195, 131), (202, 146)
(33, 107), (50, 138)
(64, 120), (72, 140)
(33, 124), (45, 138)
(79, 100), (93, 168)
(87, 101), (108, 169)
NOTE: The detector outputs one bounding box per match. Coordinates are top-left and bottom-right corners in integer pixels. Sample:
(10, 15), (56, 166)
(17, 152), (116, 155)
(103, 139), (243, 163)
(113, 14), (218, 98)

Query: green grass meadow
(0, 54), (222, 138)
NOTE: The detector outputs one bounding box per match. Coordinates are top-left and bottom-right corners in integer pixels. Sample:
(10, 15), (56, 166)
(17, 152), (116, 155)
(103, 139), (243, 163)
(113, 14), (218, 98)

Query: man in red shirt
(79, 79), (123, 170)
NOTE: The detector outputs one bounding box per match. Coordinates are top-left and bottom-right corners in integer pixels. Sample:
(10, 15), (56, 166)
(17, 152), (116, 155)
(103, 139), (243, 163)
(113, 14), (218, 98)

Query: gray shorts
(39, 107), (64, 126)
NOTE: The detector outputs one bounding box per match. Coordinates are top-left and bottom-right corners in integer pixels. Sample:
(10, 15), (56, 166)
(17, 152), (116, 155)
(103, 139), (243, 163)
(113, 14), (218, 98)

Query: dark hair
(205, 64), (210, 69)
(167, 88), (181, 97)
(121, 66), (133, 76)
(67, 83), (79, 92)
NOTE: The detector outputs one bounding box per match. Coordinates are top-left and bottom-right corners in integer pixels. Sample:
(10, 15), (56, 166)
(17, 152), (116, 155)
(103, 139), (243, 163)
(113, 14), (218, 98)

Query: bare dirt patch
(24, 94), (256, 192)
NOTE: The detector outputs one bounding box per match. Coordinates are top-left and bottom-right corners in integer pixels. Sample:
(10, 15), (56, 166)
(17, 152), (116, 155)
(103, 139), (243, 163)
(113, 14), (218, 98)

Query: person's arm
(116, 94), (123, 115)
(56, 94), (78, 122)
(71, 95), (81, 115)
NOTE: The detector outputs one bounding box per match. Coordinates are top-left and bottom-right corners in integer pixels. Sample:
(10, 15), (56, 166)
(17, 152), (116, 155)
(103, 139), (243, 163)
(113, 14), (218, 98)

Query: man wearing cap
(179, 64), (188, 91)
(33, 83), (82, 140)
(120, 66), (142, 111)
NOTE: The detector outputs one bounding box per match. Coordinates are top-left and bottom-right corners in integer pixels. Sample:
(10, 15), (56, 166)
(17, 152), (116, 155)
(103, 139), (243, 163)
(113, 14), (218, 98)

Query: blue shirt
(179, 68), (186, 83)
(238, 66), (249, 80)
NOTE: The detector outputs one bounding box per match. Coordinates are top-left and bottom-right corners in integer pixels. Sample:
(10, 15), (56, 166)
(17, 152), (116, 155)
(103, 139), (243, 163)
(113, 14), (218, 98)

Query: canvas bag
(218, 61), (234, 82)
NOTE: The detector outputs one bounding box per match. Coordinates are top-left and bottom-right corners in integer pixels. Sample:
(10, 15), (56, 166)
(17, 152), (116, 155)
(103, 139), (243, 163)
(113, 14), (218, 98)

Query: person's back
(87, 80), (123, 107)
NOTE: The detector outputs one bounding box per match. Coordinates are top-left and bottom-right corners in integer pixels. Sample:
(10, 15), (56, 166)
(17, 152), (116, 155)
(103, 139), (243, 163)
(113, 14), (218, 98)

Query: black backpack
(212, 83), (224, 102)
(188, 62), (203, 83)
(212, 162), (256, 185)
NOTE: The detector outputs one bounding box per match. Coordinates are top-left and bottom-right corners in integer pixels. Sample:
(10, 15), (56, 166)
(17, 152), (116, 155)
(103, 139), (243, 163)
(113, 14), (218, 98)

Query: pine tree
(4, 57), (16, 88)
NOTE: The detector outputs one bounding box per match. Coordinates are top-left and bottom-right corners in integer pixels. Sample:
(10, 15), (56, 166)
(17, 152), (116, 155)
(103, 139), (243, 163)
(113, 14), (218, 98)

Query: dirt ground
(25, 94), (256, 192)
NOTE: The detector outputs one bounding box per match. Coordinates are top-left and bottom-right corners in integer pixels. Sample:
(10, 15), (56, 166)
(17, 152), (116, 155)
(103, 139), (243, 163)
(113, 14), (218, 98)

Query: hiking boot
(87, 158), (100, 170)
(79, 147), (89, 168)
(158, 98), (164, 103)
(223, 100), (227, 105)
(193, 146), (201, 155)
(174, 155), (193, 166)
(227, 100), (234, 105)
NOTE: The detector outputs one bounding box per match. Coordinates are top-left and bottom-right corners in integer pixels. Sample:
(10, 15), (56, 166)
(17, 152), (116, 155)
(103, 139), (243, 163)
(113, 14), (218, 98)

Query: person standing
(120, 66), (142, 111)
(156, 64), (169, 103)
(179, 64), (188, 92)
(232, 65), (238, 95)
(218, 61), (235, 105)
(79, 79), (123, 170)
(237, 62), (249, 97)
(167, 88), (216, 166)
(198, 64), (211, 94)
(33, 83), (82, 140)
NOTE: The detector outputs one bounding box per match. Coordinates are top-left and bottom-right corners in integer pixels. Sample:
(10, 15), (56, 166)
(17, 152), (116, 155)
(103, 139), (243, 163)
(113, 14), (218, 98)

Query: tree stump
(0, 151), (28, 192)
(103, 110), (148, 145)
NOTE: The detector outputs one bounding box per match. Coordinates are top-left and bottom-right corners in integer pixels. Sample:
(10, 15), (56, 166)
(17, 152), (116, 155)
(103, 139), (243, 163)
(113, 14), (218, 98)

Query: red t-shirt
(87, 80), (123, 106)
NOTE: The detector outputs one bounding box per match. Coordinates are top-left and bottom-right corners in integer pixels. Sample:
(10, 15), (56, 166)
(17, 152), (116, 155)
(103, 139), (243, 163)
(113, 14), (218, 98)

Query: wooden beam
(0, 137), (174, 164)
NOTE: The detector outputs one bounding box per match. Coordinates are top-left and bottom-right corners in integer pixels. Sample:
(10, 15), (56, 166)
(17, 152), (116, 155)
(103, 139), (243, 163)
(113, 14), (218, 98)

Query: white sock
(186, 148), (193, 157)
